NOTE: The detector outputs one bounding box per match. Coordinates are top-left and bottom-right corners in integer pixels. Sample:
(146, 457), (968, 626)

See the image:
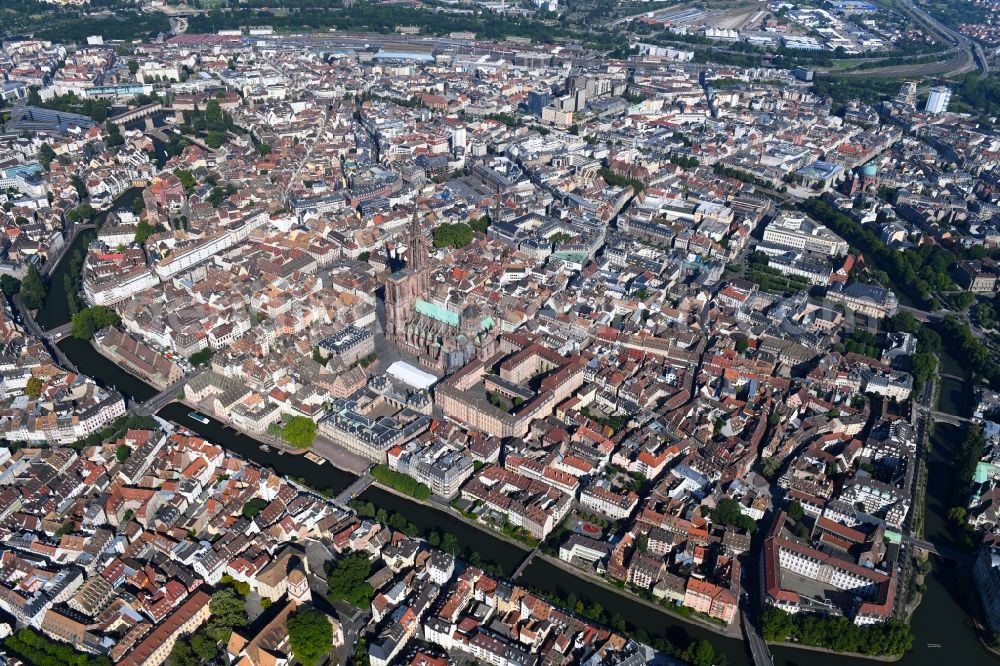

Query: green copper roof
(975, 461), (996, 485)
(415, 299), (460, 326)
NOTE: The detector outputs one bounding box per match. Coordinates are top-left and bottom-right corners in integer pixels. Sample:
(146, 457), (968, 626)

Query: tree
(787, 500), (805, 521)
(469, 215), (490, 233)
(19, 265), (45, 310)
(134, 220), (155, 244)
(975, 302), (998, 329)
(189, 630), (218, 661)
(189, 347), (215, 366)
(686, 640), (716, 666)
(255, 142), (272, 156)
(287, 607), (334, 666)
(115, 444), (131, 463)
(204, 588), (247, 643)
(432, 222), (474, 249)
(169, 639), (198, 666)
(208, 186), (227, 207)
(37, 143), (56, 170)
(67, 203), (95, 225)
(0, 275), (20, 297)
(70, 175), (87, 199)
(206, 130), (226, 149)
(441, 532), (459, 554)
(174, 168), (197, 193)
(327, 552), (375, 608)
(711, 497), (757, 532)
(282, 416), (317, 449)
(127, 60), (139, 75)
(71, 306), (121, 340)
(241, 497), (268, 519)
(205, 98), (226, 132)
(25, 376), (43, 399)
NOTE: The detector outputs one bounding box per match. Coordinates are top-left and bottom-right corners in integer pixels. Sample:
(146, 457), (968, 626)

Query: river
(37, 253), (996, 665)
(35, 187), (144, 331)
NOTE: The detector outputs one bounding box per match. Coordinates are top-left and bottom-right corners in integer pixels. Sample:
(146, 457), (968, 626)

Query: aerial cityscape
(2, 0), (1000, 665)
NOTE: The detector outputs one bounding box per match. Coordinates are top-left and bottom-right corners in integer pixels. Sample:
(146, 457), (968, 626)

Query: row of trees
(714, 163), (766, 187)
(598, 167), (644, 193)
(371, 464), (432, 500)
(73, 414), (157, 451)
(526, 585), (719, 666)
(935, 316), (1000, 389)
(184, 3), (601, 46)
(351, 500), (507, 576)
(804, 198), (959, 309)
(955, 425), (986, 513)
(19, 265), (46, 310)
(4, 628), (111, 666)
(953, 73), (1000, 120)
(760, 608), (913, 656)
(881, 311), (942, 394)
(27, 89), (113, 123)
(181, 98), (236, 149)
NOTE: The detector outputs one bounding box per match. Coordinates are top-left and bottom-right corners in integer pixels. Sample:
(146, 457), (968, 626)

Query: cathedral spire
(409, 208), (428, 272)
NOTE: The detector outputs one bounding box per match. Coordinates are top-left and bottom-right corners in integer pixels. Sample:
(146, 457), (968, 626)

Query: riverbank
(533, 548), (742, 639)
(767, 640), (902, 662)
(91, 339), (174, 391)
(373, 475), (739, 638)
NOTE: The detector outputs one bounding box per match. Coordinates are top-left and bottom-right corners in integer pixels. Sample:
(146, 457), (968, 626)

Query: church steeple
(409, 208), (428, 272)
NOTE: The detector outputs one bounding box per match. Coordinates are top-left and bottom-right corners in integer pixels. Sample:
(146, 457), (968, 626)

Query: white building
(762, 213), (848, 256)
(925, 87), (951, 115)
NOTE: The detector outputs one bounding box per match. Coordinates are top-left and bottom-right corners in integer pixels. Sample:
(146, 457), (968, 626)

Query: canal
(35, 187), (144, 331)
(518, 558), (747, 663)
(59, 335), (159, 403)
(158, 402), (356, 497)
(34, 227), (95, 331)
(358, 487), (529, 576)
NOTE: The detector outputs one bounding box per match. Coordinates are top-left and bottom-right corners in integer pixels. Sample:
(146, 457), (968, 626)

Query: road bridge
(134, 371), (204, 416)
(108, 102), (177, 128)
(902, 535), (974, 566)
(46, 322), (72, 340)
(334, 473), (374, 507)
(743, 611), (774, 666)
(929, 411), (973, 427)
(511, 547), (539, 579)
